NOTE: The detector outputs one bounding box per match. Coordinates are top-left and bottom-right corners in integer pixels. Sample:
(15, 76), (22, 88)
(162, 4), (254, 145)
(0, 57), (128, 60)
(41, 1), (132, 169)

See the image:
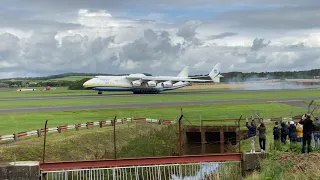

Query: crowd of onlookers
(246, 113), (320, 153)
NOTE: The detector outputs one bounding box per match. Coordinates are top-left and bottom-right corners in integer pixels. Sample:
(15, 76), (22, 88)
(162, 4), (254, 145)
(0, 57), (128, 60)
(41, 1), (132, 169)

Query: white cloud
(0, 1), (320, 78)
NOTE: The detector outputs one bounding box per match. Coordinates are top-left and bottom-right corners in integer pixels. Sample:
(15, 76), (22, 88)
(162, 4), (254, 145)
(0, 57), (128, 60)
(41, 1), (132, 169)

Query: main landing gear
(133, 90), (160, 94)
(98, 91), (102, 95)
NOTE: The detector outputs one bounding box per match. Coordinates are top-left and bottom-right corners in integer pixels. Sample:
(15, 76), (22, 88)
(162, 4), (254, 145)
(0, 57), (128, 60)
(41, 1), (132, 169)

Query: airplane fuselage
(83, 63), (221, 94)
(83, 76), (190, 94)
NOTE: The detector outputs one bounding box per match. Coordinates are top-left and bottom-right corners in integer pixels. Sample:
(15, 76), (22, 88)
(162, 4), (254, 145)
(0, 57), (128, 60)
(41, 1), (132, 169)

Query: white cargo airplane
(83, 63), (222, 94)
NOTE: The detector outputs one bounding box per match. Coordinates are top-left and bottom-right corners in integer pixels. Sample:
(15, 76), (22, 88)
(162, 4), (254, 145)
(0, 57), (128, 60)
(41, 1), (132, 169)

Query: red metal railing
(40, 153), (242, 170)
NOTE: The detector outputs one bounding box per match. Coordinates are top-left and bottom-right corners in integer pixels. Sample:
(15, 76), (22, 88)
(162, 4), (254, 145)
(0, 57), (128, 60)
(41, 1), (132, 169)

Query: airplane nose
(83, 79), (92, 88)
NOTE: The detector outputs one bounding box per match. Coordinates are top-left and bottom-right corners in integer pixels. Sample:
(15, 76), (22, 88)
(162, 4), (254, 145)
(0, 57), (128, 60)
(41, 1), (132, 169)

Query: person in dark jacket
(281, 122), (289, 144)
(257, 122), (266, 152)
(273, 121), (281, 140)
(288, 121), (297, 143)
(246, 118), (256, 153)
(299, 114), (314, 153)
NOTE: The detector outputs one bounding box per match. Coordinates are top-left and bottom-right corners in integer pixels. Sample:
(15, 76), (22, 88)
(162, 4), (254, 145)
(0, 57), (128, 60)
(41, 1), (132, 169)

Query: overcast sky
(0, 0), (320, 78)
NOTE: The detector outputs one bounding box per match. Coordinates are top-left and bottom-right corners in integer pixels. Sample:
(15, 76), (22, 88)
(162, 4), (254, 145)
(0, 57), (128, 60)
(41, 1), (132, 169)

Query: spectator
(257, 122), (266, 152)
(288, 121), (297, 143)
(313, 118), (320, 148)
(299, 114), (314, 153)
(281, 122), (289, 144)
(273, 121), (281, 140)
(296, 122), (303, 143)
(273, 121), (281, 150)
(246, 118), (257, 153)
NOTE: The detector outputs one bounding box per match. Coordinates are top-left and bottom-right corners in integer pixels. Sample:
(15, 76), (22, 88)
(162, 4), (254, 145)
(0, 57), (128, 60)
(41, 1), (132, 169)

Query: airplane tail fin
(208, 63), (221, 80)
(177, 66), (189, 77)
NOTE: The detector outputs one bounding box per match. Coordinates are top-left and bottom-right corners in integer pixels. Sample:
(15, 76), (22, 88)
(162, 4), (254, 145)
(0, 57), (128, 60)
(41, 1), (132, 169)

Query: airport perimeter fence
(1, 106), (311, 143)
(0, 117), (176, 142)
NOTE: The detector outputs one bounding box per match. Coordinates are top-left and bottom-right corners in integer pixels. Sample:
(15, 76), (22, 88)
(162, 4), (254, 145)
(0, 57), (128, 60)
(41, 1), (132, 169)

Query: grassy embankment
(243, 117), (320, 179)
(244, 133), (320, 179)
(0, 89), (319, 109)
(0, 121), (178, 162)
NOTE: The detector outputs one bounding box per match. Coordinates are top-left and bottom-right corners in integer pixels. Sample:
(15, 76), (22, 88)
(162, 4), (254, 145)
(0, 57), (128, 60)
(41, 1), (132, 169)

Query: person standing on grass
(280, 122), (289, 144)
(296, 122), (303, 143)
(312, 118), (320, 148)
(273, 121), (281, 149)
(288, 121), (297, 143)
(299, 114), (314, 153)
(257, 122), (266, 152)
(273, 121), (281, 140)
(246, 118), (257, 153)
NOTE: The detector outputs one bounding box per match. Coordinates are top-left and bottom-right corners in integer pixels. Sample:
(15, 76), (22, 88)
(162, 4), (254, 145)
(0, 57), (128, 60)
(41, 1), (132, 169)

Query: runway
(0, 87), (318, 101)
(0, 96), (318, 113)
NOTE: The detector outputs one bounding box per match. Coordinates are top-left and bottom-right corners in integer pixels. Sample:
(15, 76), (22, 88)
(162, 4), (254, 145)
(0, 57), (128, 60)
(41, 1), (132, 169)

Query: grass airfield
(0, 84), (317, 134)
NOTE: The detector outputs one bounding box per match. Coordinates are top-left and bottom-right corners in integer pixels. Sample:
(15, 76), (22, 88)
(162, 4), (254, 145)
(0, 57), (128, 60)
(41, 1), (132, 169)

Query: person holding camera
(299, 114), (314, 153)
(246, 118), (257, 153)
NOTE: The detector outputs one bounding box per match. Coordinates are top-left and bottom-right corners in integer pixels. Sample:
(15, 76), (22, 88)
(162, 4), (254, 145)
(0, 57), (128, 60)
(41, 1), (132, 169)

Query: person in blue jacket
(246, 118), (257, 153)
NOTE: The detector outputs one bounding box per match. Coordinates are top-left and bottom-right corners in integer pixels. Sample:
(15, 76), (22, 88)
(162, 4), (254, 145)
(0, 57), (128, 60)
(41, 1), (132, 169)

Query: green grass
(0, 89), (319, 108)
(0, 102), (306, 135)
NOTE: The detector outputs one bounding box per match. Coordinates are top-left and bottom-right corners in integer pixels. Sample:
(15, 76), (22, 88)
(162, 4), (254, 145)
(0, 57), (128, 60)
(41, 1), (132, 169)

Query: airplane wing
(125, 76), (211, 82)
(124, 62), (221, 82)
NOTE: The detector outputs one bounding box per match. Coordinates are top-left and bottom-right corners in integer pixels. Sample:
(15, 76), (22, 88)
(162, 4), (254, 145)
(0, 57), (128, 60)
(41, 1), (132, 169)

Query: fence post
(57, 126), (61, 133)
(113, 116), (117, 159)
(42, 120), (48, 163)
(13, 133), (17, 141)
(99, 121), (103, 128)
(37, 129), (41, 137)
(75, 124), (79, 131)
(86, 122), (89, 129)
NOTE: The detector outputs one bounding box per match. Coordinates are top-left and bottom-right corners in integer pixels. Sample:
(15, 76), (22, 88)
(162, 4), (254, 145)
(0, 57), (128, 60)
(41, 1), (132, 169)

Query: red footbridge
(38, 153), (247, 179)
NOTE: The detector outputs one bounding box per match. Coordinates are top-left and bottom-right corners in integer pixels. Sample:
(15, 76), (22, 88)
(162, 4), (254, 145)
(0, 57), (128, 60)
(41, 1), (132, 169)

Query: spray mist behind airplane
(83, 63), (222, 94)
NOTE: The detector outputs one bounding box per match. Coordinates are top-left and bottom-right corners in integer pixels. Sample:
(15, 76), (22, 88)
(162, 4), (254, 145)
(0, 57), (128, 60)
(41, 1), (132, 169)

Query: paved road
(0, 87), (319, 101)
(0, 96), (318, 113)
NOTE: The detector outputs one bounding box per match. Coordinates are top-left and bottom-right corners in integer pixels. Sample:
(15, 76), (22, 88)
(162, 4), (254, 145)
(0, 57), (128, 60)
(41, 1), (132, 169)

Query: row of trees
(0, 78), (91, 90)
(193, 69), (320, 82)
